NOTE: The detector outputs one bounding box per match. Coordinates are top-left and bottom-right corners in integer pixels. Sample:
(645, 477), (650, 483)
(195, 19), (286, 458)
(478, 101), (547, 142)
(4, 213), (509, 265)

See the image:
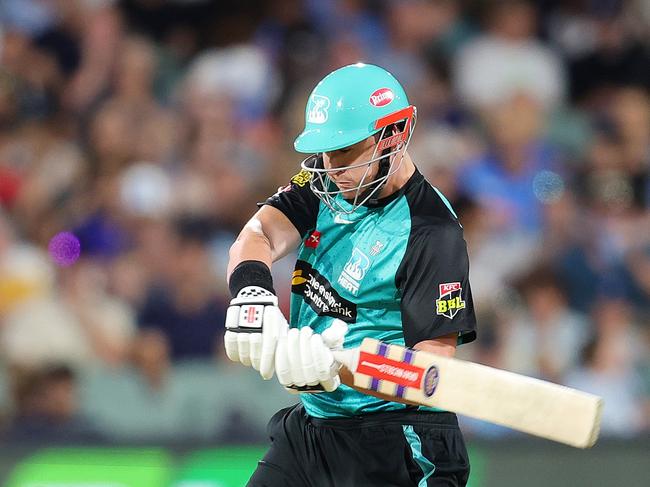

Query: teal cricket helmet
(294, 63), (411, 153)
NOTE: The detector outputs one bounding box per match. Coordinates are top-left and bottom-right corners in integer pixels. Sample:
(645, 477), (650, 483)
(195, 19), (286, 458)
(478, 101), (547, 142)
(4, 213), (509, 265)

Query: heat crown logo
(338, 248), (370, 296)
(307, 94), (330, 124)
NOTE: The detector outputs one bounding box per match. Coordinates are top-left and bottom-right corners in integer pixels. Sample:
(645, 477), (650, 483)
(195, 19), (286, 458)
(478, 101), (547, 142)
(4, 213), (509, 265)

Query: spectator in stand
(3, 364), (104, 444)
(565, 298), (647, 436)
(502, 266), (589, 382)
(608, 87), (650, 211)
(136, 216), (227, 362)
(457, 93), (563, 236)
(1, 256), (136, 369)
(569, 1), (650, 106)
(454, 0), (565, 111)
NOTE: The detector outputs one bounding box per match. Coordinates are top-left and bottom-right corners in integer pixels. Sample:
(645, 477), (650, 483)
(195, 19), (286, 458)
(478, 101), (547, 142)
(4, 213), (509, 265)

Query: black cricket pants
(247, 404), (470, 487)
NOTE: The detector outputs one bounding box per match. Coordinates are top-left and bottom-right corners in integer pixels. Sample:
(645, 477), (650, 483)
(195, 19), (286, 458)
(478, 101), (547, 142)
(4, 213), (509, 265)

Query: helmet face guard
(301, 106), (417, 215)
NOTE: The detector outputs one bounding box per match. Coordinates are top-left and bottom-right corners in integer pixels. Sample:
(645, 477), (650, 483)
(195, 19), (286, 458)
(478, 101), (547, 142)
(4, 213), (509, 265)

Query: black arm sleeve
(397, 222), (477, 348)
(261, 168), (320, 238)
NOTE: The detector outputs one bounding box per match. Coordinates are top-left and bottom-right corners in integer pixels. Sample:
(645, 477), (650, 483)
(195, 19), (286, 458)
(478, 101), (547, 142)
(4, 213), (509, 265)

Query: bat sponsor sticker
(357, 351), (424, 388)
(423, 366), (439, 397)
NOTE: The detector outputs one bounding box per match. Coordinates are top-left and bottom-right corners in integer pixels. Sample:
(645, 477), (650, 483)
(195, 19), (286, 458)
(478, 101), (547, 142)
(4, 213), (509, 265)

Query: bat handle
(332, 348), (359, 372)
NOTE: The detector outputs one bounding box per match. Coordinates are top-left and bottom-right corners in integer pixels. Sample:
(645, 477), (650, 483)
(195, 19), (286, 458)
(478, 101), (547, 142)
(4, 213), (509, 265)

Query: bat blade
(334, 338), (603, 448)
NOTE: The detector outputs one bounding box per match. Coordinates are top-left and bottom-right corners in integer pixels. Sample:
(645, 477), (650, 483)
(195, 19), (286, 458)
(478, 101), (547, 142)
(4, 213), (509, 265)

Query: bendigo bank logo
(435, 282), (466, 319)
(292, 260), (357, 323)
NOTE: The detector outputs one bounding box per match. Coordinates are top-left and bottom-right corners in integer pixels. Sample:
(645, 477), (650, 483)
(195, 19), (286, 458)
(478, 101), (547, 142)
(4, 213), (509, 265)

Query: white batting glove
(224, 286), (288, 379)
(275, 320), (348, 393)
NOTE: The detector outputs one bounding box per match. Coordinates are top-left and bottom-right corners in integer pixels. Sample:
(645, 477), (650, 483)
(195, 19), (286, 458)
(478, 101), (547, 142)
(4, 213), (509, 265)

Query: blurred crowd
(0, 0), (648, 444)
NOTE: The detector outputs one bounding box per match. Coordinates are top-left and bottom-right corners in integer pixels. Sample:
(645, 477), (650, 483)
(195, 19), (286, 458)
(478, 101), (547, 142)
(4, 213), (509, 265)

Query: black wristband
(228, 260), (275, 297)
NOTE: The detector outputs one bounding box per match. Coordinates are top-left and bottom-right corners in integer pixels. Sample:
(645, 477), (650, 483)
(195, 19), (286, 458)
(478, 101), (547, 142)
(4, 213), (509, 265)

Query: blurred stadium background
(0, 0), (648, 485)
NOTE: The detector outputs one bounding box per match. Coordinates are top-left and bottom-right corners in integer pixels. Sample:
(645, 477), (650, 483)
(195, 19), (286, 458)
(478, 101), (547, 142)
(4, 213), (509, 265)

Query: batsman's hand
(224, 286), (288, 379)
(276, 320), (348, 393)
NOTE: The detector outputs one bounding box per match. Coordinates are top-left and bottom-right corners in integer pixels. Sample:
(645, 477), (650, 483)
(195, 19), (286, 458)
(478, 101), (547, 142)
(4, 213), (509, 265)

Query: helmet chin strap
(362, 153), (391, 205)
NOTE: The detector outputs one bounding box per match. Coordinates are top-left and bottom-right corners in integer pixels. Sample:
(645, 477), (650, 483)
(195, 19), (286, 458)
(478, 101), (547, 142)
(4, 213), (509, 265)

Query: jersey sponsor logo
(305, 230), (321, 248)
(435, 282), (466, 319)
(338, 248), (370, 296)
(290, 169), (312, 187)
(292, 260), (357, 323)
(307, 94), (330, 124)
(369, 88), (394, 107)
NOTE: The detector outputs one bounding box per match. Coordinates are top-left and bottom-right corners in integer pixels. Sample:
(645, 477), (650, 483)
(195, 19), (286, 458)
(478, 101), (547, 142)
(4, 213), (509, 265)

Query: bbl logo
(435, 282), (466, 319)
(423, 366), (439, 397)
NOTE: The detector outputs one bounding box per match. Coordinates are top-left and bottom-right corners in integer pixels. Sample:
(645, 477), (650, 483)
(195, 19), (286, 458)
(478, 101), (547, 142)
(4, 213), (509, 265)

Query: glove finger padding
(224, 306), (241, 362)
(314, 340), (340, 392)
(311, 334), (333, 381)
(299, 327), (318, 385)
(275, 337), (291, 386)
(258, 306), (287, 379)
(224, 330), (240, 362)
(237, 332), (251, 367)
(249, 333), (263, 371)
(286, 328), (306, 386)
(321, 319), (348, 350)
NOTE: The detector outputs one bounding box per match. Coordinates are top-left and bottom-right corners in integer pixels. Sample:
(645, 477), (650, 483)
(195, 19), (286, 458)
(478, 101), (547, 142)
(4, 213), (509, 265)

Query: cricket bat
(333, 338), (603, 448)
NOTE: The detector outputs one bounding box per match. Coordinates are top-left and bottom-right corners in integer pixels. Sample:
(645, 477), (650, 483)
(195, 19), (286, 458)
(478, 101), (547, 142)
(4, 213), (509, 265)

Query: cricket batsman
(225, 63), (477, 486)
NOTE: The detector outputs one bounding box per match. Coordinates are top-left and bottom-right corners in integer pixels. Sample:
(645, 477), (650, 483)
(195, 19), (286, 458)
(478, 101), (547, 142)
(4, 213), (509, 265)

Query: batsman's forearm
(227, 218), (273, 279)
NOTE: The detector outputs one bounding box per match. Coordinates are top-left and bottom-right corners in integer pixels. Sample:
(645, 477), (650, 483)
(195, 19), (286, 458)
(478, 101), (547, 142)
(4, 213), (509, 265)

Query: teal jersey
(264, 164), (476, 418)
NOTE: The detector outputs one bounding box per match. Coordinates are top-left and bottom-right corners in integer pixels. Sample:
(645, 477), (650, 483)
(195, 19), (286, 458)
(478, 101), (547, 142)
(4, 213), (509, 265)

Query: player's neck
(378, 151), (416, 199)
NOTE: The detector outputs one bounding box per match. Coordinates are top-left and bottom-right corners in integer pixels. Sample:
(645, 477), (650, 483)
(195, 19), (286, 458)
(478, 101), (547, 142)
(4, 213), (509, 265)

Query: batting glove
(276, 320), (348, 393)
(224, 286), (288, 379)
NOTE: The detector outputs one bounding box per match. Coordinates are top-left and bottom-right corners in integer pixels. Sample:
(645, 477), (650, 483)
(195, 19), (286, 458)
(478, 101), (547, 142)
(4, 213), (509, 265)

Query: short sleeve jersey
(264, 166), (477, 418)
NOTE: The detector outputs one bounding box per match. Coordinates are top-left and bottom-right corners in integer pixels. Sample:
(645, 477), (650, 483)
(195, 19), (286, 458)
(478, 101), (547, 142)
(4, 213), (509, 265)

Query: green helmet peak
(294, 63), (410, 154)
